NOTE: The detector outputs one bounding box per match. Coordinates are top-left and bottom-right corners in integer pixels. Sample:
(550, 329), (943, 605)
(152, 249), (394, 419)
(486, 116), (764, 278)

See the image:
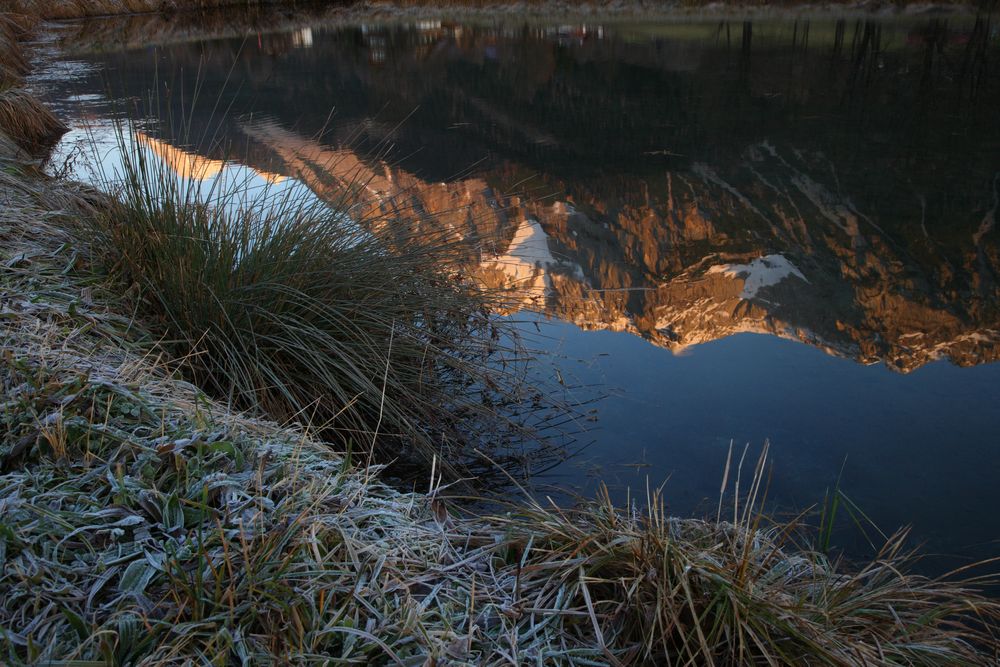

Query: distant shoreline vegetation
(1, 3), (999, 664)
(3, 0), (991, 24)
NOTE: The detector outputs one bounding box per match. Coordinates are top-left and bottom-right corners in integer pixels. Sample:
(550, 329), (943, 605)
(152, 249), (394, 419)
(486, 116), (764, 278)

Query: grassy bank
(2, 5), (1000, 665)
(2, 169), (998, 662)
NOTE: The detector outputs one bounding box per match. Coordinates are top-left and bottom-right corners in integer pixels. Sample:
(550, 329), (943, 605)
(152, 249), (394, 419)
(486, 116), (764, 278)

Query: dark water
(39, 11), (1000, 569)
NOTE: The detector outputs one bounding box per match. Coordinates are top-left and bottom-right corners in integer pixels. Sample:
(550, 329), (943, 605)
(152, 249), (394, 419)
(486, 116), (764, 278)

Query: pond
(36, 8), (1000, 571)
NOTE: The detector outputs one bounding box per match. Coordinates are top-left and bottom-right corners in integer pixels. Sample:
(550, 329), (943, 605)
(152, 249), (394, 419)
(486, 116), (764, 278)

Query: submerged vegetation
(1, 2), (999, 665)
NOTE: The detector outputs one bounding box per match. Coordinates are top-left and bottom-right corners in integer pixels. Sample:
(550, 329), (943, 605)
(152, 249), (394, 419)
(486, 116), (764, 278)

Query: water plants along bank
(2, 4), (1000, 665)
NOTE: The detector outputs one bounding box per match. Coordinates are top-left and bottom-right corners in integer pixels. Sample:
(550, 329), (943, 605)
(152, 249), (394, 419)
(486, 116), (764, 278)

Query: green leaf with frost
(162, 493), (184, 532)
(207, 439), (242, 465)
(119, 559), (156, 596)
(60, 607), (88, 642)
(143, 547), (166, 571)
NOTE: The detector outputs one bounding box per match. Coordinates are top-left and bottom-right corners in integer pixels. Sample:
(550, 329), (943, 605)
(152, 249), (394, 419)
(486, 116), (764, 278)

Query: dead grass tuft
(0, 30), (29, 90)
(0, 88), (68, 154)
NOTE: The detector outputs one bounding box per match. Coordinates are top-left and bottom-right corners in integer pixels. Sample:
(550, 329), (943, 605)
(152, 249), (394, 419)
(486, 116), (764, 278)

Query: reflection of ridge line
(226, 120), (999, 373)
(136, 131), (225, 181)
(134, 131), (287, 185)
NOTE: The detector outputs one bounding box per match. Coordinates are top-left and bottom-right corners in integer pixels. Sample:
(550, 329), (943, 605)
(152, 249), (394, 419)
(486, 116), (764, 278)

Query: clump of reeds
(84, 123), (543, 478)
(0, 88), (68, 154)
(490, 486), (1000, 664)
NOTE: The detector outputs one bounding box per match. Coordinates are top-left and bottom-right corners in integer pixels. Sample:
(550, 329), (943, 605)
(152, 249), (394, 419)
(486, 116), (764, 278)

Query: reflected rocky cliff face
(53, 15), (1000, 371)
(239, 118), (1000, 373)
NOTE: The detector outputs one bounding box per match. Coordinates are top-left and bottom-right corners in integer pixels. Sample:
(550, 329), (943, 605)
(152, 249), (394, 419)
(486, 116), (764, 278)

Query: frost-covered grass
(2, 131), (999, 665)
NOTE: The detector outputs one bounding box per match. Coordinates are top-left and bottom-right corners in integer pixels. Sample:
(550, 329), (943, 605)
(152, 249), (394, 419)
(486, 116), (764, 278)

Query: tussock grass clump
(87, 127), (539, 477)
(0, 14), (32, 91)
(0, 57), (23, 90)
(0, 11), (67, 154)
(491, 491), (1000, 664)
(0, 88), (68, 154)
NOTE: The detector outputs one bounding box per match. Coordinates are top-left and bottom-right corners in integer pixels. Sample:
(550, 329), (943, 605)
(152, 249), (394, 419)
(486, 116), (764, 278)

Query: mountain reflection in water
(240, 117), (999, 373)
(51, 14), (1000, 371)
(46, 11), (1000, 567)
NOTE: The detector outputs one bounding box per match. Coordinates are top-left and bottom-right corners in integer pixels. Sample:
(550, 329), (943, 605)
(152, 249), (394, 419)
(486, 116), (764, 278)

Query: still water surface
(39, 10), (1000, 568)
